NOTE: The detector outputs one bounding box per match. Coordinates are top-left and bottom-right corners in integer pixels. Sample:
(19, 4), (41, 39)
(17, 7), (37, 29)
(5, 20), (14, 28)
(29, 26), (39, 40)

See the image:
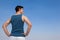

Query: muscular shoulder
(22, 15), (28, 22)
(22, 15), (27, 18)
(22, 15), (32, 26)
(22, 15), (27, 19)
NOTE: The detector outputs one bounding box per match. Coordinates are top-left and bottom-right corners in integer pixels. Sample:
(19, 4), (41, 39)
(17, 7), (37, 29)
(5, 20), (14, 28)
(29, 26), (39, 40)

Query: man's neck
(16, 12), (21, 15)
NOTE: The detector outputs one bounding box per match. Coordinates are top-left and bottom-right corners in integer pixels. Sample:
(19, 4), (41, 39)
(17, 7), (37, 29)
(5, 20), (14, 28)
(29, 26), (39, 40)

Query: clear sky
(0, 0), (60, 40)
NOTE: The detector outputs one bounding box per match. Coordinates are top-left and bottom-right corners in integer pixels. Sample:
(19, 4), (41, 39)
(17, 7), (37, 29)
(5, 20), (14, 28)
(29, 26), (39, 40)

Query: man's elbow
(2, 25), (4, 29)
(29, 24), (32, 27)
(30, 24), (32, 27)
(2, 24), (5, 29)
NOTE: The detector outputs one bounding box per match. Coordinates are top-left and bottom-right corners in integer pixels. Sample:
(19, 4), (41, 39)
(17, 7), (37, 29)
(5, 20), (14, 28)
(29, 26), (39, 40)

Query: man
(2, 6), (32, 40)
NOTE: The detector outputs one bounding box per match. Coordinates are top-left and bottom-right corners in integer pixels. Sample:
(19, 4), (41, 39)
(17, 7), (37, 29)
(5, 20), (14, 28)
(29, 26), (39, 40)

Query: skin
(2, 8), (32, 37)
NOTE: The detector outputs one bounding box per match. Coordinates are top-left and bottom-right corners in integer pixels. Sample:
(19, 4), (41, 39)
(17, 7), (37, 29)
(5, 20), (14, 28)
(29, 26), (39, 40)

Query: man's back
(10, 14), (25, 37)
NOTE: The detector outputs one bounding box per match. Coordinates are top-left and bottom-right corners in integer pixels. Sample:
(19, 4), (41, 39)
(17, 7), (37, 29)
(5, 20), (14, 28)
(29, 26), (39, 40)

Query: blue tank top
(10, 14), (25, 37)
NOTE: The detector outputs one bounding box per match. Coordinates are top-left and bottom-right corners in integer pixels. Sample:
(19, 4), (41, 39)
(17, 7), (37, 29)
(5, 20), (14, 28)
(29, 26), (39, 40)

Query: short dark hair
(15, 5), (23, 12)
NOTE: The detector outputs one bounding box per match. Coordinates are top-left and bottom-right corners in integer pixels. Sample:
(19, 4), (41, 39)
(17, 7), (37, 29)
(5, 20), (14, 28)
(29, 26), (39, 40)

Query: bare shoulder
(22, 15), (28, 20)
(22, 15), (27, 18)
(3, 18), (11, 25)
(22, 15), (29, 22)
(6, 18), (11, 23)
(8, 18), (11, 21)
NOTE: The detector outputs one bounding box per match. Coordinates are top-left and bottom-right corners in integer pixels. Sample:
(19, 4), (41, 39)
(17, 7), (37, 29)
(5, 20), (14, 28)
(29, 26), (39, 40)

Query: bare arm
(2, 19), (11, 37)
(22, 16), (32, 36)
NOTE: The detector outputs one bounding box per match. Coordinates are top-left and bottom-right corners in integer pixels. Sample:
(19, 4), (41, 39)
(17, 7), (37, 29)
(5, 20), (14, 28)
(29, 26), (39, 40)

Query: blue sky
(0, 0), (60, 40)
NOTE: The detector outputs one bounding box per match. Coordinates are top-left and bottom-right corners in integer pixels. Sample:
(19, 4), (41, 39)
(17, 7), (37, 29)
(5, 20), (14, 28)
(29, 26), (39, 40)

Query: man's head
(15, 5), (24, 14)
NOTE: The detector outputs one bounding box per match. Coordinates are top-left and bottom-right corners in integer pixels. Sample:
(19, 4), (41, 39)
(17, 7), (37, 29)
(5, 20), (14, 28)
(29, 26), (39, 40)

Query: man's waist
(10, 33), (25, 37)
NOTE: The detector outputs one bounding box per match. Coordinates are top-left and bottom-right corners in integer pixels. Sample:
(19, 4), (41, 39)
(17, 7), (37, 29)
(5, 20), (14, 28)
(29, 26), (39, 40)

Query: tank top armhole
(10, 15), (13, 23)
(21, 15), (24, 22)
